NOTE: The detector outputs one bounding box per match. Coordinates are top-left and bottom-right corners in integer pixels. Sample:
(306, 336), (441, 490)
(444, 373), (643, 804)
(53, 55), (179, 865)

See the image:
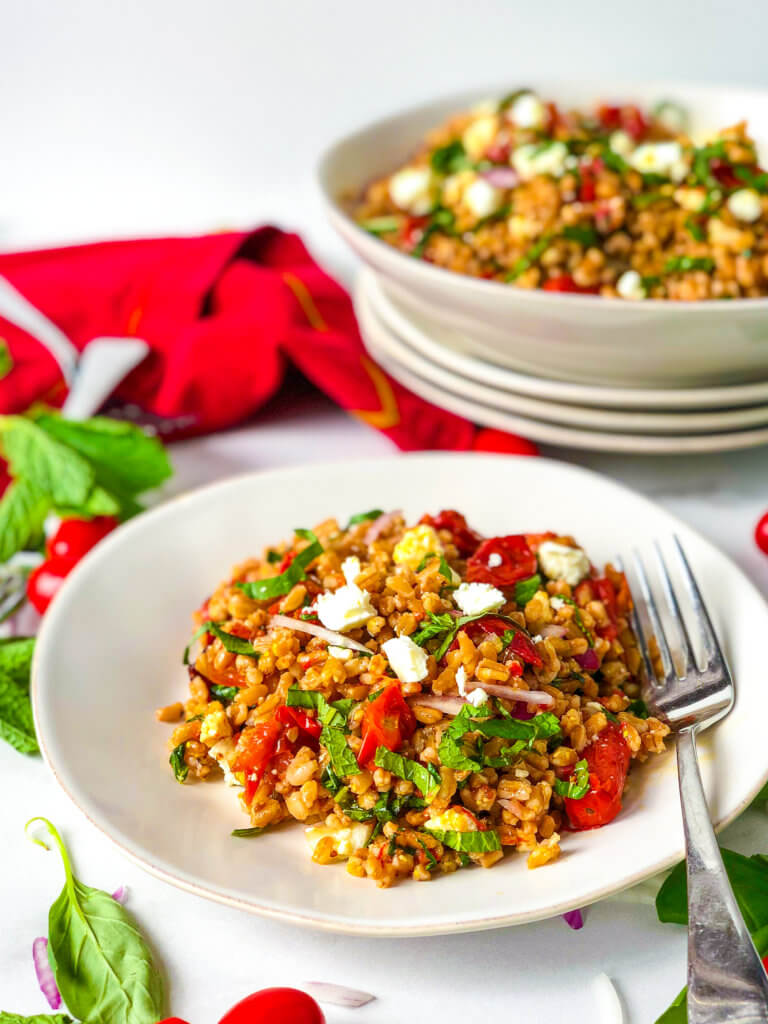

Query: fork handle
(678, 727), (768, 1022)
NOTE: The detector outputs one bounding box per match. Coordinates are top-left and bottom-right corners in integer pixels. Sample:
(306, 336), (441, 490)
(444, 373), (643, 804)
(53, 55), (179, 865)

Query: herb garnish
(415, 551), (456, 584)
(626, 698), (650, 719)
(236, 528), (323, 601)
(430, 140), (472, 175)
(438, 703), (561, 772)
(360, 216), (401, 235)
(554, 595), (595, 646)
(554, 758), (590, 799)
(183, 620), (259, 664)
(231, 827), (266, 838)
(562, 224), (599, 247)
(734, 166), (768, 194)
(287, 686), (360, 776)
(506, 233), (553, 282)
(346, 509), (384, 528)
(373, 747), (441, 799)
(0, 635), (37, 754)
(427, 827), (501, 854)
(209, 684), (239, 704)
(514, 573), (542, 606)
(411, 208), (456, 258)
(169, 743), (188, 783)
(266, 548), (282, 564)
(684, 215), (706, 241)
(664, 255), (715, 274)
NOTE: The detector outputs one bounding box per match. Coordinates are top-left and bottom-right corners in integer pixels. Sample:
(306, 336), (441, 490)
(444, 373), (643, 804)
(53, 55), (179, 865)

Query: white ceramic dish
(33, 455), (768, 935)
(319, 81), (768, 388)
(360, 270), (768, 434)
(358, 276), (768, 454)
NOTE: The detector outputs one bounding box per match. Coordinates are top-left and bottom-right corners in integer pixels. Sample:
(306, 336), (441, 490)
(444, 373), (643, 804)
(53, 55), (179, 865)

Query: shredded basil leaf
(626, 698), (650, 719)
(562, 224), (599, 247)
(346, 509), (384, 528)
(322, 726), (361, 777)
(684, 215), (706, 241)
(236, 528), (323, 600)
(411, 207), (456, 258)
(266, 548), (282, 564)
(182, 621), (211, 665)
(286, 685), (353, 730)
(411, 612), (457, 647)
(374, 747), (441, 799)
(427, 827), (501, 853)
(417, 838), (439, 869)
(169, 743), (188, 783)
(231, 826), (266, 838)
(430, 140), (471, 174)
(415, 551), (456, 584)
(514, 574), (542, 605)
(506, 232), (553, 281)
(734, 166), (768, 194)
(209, 684), (239, 704)
(207, 622), (259, 659)
(664, 255), (715, 274)
(554, 758), (590, 799)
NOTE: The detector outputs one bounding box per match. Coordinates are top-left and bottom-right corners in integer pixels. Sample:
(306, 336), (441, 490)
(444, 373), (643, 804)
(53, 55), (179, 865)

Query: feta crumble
(538, 541), (590, 586)
(305, 822), (373, 860)
(454, 582), (505, 616)
(507, 92), (546, 129)
(341, 555), (361, 586)
(389, 166), (437, 215)
(512, 141), (568, 180)
(382, 634), (429, 683)
(316, 582), (376, 632)
(466, 687), (490, 707)
(455, 665), (467, 696)
(616, 270), (646, 300)
(727, 188), (762, 223)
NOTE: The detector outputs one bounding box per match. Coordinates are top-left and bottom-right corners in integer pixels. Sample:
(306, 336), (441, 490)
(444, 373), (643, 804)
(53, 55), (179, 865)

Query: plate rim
(31, 454), (768, 936)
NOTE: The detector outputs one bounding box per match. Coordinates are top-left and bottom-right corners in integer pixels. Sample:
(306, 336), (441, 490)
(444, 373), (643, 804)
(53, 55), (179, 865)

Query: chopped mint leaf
(428, 827), (501, 853)
(514, 574), (542, 605)
(236, 529), (322, 600)
(346, 509), (384, 528)
(374, 747), (441, 799)
(169, 742), (188, 783)
(554, 758), (590, 799)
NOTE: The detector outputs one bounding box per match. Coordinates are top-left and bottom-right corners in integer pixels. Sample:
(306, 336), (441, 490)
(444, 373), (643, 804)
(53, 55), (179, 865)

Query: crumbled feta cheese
(455, 665), (467, 696)
(512, 141), (569, 180)
(208, 738), (241, 788)
(464, 178), (504, 218)
(727, 188), (763, 223)
(328, 644), (353, 661)
(609, 130), (634, 157)
(200, 709), (232, 746)
(550, 596), (565, 610)
(673, 186), (709, 212)
(487, 552), (503, 568)
(466, 687), (490, 707)
(507, 92), (546, 129)
(616, 269), (646, 300)
(425, 808), (476, 832)
(341, 556), (361, 586)
(628, 141), (683, 177)
(389, 166), (437, 215)
(538, 541), (590, 586)
(382, 634), (429, 683)
(531, 634), (543, 644)
(304, 822), (373, 859)
(462, 114), (499, 160)
(392, 524), (444, 570)
(454, 582), (505, 616)
(316, 583), (376, 632)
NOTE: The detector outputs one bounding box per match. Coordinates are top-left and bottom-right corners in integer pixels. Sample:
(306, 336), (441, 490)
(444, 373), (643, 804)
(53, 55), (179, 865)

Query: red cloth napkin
(0, 227), (536, 454)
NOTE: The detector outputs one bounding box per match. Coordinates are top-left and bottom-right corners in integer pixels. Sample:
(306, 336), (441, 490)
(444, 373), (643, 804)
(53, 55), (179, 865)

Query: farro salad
(353, 91), (768, 299)
(159, 509), (669, 887)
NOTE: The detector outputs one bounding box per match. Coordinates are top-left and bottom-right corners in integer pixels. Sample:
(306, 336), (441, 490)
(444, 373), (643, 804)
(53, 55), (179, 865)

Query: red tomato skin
(564, 722), (631, 831)
(755, 511), (768, 555)
(46, 516), (118, 561)
(219, 988), (324, 1024)
(467, 535), (537, 587)
(419, 509), (483, 557)
(452, 616), (543, 669)
(157, 1018), (192, 1024)
(275, 705), (322, 742)
(358, 683), (416, 769)
(232, 717), (283, 800)
(26, 557), (75, 614)
(542, 275), (600, 294)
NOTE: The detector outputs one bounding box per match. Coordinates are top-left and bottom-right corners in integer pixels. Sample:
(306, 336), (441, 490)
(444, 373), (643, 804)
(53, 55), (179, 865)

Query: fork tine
(631, 548), (676, 684)
(615, 554), (657, 687)
(671, 535), (718, 664)
(653, 540), (696, 676)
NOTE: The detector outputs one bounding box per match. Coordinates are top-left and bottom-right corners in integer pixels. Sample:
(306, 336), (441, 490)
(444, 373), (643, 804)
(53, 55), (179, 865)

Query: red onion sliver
(303, 981), (375, 1008)
(481, 166), (519, 188)
(466, 680), (554, 706)
(575, 649), (600, 671)
(33, 937), (61, 1010)
(111, 885), (128, 904)
(562, 908), (585, 930)
(270, 615), (370, 654)
(364, 510), (401, 544)
(408, 694), (467, 715)
(539, 624), (568, 639)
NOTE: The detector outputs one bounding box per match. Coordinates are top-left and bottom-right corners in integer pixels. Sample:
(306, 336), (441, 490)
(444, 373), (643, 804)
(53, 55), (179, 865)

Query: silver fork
(626, 537), (768, 1023)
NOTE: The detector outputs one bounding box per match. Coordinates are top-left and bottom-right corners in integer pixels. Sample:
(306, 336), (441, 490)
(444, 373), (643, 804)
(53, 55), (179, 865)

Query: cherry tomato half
(46, 516), (118, 561)
(232, 717), (283, 801)
(467, 535), (537, 587)
(219, 988), (325, 1024)
(358, 683), (416, 769)
(26, 557), (75, 614)
(755, 511), (768, 555)
(563, 722), (631, 831)
(419, 509), (483, 557)
(450, 615), (543, 669)
(275, 705), (323, 743)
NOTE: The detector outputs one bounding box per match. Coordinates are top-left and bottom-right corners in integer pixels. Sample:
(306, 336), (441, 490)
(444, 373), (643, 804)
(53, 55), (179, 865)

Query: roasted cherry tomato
(26, 557), (74, 614)
(398, 215), (430, 252)
(755, 511), (768, 555)
(46, 516), (118, 561)
(451, 615), (543, 668)
(219, 988), (325, 1024)
(358, 683), (416, 768)
(597, 103), (647, 141)
(467, 535), (537, 587)
(542, 275), (600, 294)
(710, 158), (742, 190)
(275, 705), (323, 743)
(419, 509), (483, 557)
(232, 717), (283, 800)
(563, 722), (631, 831)
(485, 139), (511, 164)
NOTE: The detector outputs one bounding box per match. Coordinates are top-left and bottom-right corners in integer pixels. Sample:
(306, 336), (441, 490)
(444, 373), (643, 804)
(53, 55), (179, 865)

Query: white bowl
(318, 81), (768, 388)
(32, 454), (768, 935)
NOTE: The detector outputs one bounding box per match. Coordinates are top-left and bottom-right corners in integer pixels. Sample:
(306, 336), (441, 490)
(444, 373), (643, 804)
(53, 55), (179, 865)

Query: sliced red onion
(270, 614), (370, 654)
(574, 649), (600, 671)
(539, 624), (568, 639)
(408, 694), (467, 715)
(303, 981), (375, 1008)
(466, 680), (554, 706)
(111, 885), (128, 904)
(481, 166), (519, 188)
(562, 908), (584, 930)
(364, 510), (402, 544)
(33, 937), (61, 1010)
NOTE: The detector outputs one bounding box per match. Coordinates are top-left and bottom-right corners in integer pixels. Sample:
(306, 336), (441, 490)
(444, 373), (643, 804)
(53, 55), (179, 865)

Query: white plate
(361, 271), (768, 434)
(33, 455), (768, 935)
(365, 269), (768, 412)
(319, 80), (768, 388)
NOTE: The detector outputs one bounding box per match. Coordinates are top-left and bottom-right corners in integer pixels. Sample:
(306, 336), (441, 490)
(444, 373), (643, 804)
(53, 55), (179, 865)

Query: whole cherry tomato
(467, 535), (537, 587)
(46, 516), (118, 561)
(219, 987), (325, 1024)
(563, 722), (631, 831)
(26, 557), (75, 614)
(358, 683), (416, 768)
(755, 511), (768, 555)
(419, 509), (484, 557)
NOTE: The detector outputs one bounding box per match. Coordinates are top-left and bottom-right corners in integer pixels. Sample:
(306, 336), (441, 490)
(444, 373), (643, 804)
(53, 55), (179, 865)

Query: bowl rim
(318, 77), (768, 314)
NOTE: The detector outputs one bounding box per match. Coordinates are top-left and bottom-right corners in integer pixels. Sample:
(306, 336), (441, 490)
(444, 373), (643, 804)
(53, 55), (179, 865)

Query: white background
(3, 2), (768, 1022)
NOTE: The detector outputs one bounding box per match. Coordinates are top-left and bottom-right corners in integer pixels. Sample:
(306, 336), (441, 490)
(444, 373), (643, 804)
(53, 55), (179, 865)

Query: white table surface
(3, 3), (768, 1017)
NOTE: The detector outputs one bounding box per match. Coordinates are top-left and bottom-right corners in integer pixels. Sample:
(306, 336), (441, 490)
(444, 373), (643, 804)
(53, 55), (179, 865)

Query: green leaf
(285, 685), (352, 730)
(346, 509), (384, 528)
(320, 764), (344, 796)
(734, 165), (768, 193)
(430, 140), (471, 174)
(554, 758), (590, 799)
(476, 711), (562, 745)
(632, 191), (668, 209)
(656, 849), (768, 933)
(54, 484), (122, 519)
(664, 255), (715, 274)
(1, 418), (94, 508)
(415, 551), (456, 584)
(236, 529), (323, 600)
(562, 224), (599, 247)
(209, 684), (239, 704)
(169, 743), (188, 783)
(427, 827), (501, 853)
(498, 88), (531, 111)
(0, 670), (38, 754)
(374, 747), (441, 799)
(27, 817), (164, 1024)
(207, 622), (259, 659)
(0, 477), (50, 562)
(34, 414), (172, 496)
(411, 208), (456, 258)
(437, 703), (495, 772)
(0, 1015), (73, 1023)
(411, 612), (456, 647)
(514, 574), (542, 605)
(0, 339), (13, 380)
(361, 217), (400, 236)
(266, 548), (282, 564)
(0, 636), (35, 689)
(321, 725), (361, 777)
(505, 232), (554, 282)
(626, 698), (650, 719)
(684, 215), (706, 242)
(231, 827), (265, 838)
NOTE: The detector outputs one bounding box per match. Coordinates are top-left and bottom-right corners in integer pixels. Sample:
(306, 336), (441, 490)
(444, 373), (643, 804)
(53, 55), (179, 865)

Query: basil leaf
(321, 726), (361, 777)
(430, 140), (471, 175)
(320, 764), (344, 796)
(415, 551), (456, 584)
(236, 529), (323, 600)
(231, 827), (265, 838)
(28, 817), (164, 1024)
(411, 612), (456, 647)
(427, 827), (501, 853)
(0, 636), (35, 689)
(631, 191), (667, 210)
(207, 622), (259, 659)
(735, 165), (768, 193)
(169, 743), (188, 783)
(506, 232), (554, 281)
(346, 509), (384, 528)
(361, 217), (401, 236)
(417, 838), (438, 869)
(266, 548), (282, 564)
(0, 477), (50, 563)
(182, 621), (211, 665)
(483, 740), (527, 768)
(514, 574), (542, 605)
(286, 685), (352, 730)
(0, 669), (38, 754)
(684, 215), (706, 241)
(664, 255), (715, 274)
(562, 224), (599, 247)
(625, 698), (650, 719)
(54, 484), (123, 520)
(209, 684), (239, 704)
(476, 711), (562, 745)
(437, 703), (494, 772)
(554, 758), (590, 799)
(1, 418), (93, 508)
(374, 748), (441, 799)
(0, 1015), (73, 1023)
